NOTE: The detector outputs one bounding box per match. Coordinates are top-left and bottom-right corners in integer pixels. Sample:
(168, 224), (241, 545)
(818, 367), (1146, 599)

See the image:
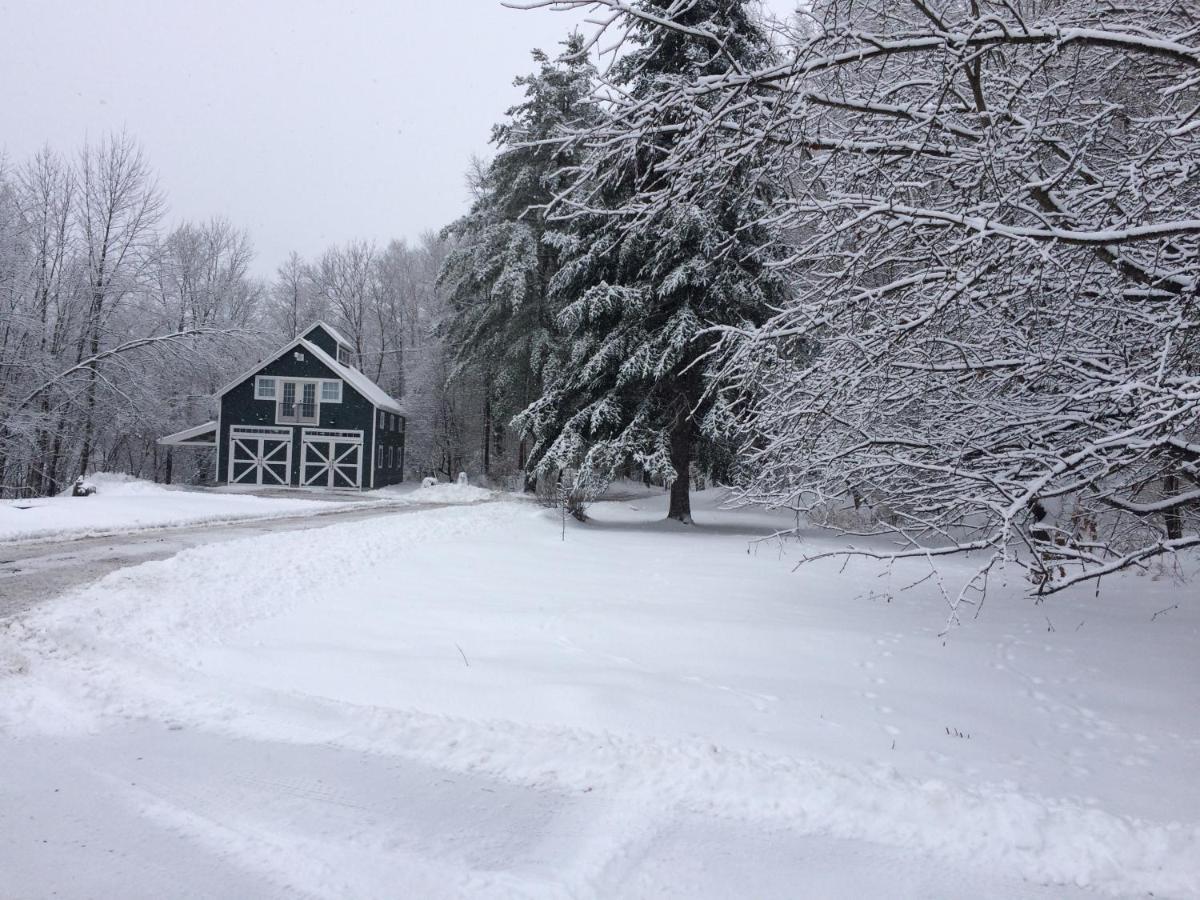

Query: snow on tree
(438, 35), (599, 484)
(0, 136), (262, 497)
(512, 0), (792, 522)
(519, 0), (1200, 604)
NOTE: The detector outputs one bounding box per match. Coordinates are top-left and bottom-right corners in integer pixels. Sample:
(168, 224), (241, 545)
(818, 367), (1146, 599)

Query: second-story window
(276, 380), (319, 424)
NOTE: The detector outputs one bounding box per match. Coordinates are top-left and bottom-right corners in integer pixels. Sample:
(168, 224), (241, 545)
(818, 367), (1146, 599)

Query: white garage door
(301, 429), (363, 489)
(228, 426), (293, 486)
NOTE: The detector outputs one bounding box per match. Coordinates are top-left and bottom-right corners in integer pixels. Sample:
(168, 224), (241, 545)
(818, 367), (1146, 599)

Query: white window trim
(321, 380), (343, 403)
(254, 376), (277, 400)
(337, 344), (351, 366)
(274, 378), (323, 425)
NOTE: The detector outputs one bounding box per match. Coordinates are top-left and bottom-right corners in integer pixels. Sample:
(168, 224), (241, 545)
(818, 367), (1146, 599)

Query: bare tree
(0, 136), (264, 497)
(270, 251), (313, 339)
(74, 133), (165, 476)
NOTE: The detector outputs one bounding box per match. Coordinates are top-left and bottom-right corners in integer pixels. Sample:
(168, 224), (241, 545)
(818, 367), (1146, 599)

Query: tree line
(444, 0), (1198, 600)
(3, 0), (1196, 601)
(0, 136), (492, 497)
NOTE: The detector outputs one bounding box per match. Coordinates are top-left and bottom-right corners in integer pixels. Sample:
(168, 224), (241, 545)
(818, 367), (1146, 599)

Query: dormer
(303, 321), (354, 369)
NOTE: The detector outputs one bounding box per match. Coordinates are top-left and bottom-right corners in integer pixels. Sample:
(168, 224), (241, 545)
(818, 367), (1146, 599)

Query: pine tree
(438, 36), (598, 481)
(515, 0), (790, 523)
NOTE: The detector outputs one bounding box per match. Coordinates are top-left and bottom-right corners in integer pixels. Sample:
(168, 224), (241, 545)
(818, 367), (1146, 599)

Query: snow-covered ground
(0, 473), (377, 543)
(374, 479), (495, 505)
(1, 490), (1196, 898)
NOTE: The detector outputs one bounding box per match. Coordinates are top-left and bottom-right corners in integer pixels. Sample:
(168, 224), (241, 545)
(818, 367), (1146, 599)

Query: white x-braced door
(301, 429), (363, 488)
(228, 426), (293, 486)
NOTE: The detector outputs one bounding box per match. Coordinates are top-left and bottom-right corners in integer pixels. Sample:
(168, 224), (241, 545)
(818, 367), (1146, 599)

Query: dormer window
(337, 344), (351, 367)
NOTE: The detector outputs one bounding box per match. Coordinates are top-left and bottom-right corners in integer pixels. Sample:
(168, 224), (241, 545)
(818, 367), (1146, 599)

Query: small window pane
(256, 377), (276, 399)
(321, 381), (341, 402)
(300, 383), (317, 420)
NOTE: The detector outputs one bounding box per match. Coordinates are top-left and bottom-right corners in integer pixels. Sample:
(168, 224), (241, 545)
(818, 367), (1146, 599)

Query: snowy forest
(2, 3), (1199, 895)
(2, 0), (1197, 597)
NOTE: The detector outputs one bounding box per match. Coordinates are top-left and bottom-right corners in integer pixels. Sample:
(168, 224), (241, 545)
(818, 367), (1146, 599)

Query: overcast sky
(2, 0), (791, 277)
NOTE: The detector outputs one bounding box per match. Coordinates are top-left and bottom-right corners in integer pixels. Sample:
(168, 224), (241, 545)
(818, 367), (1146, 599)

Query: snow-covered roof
(307, 320), (351, 349)
(298, 339), (405, 415)
(214, 334), (405, 416)
(157, 421), (217, 446)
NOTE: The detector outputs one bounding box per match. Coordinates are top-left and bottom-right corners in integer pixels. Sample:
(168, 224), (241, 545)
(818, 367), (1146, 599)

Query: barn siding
(370, 412), (407, 488)
(218, 347), (380, 488)
(303, 324), (341, 358)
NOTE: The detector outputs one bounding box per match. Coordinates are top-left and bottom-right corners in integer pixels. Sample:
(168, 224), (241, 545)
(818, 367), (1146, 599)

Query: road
(0, 501), (442, 620)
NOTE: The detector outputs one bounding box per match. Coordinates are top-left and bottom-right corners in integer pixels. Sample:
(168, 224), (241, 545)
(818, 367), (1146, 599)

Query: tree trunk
(667, 409), (693, 524)
(1164, 474), (1183, 541)
(482, 388), (492, 477)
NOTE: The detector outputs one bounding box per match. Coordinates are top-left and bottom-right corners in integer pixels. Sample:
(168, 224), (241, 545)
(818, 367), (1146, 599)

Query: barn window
(321, 381), (342, 403)
(276, 380), (319, 425)
(255, 377), (276, 399)
(337, 344), (351, 366)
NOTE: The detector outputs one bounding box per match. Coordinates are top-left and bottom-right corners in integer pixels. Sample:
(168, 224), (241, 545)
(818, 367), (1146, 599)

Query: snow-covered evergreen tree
(515, 0), (790, 522)
(529, 0), (1200, 598)
(438, 36), (598, 482)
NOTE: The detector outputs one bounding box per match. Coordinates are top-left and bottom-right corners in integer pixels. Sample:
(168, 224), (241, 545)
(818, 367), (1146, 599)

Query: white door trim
(227, 426), (293, 486)
(300, 428), (363, 489)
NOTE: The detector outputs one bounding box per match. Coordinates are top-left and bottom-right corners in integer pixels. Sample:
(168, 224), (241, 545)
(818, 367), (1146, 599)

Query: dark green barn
(159, 322), (405, 490)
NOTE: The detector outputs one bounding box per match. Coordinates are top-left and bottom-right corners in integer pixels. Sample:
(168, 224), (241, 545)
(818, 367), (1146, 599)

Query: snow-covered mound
(403, 481), (494, 505)
(53, 471), (156, 497)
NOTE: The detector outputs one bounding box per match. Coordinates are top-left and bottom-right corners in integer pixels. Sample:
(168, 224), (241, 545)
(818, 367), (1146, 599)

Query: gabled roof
(306, 320), (351, 349)
(299, 339), (405, 415)
(215, 332), (404, 416)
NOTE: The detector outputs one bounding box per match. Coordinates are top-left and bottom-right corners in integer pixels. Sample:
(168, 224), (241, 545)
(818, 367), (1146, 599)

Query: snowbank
(1, 493), (1197, 897)
(386, 481), (495, 505)
(0, 473), (361, 543)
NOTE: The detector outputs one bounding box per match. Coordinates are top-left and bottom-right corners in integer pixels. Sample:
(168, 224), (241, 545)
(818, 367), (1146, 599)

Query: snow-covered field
(0, 473), (374, 543)
(1, 490), (1196, 898)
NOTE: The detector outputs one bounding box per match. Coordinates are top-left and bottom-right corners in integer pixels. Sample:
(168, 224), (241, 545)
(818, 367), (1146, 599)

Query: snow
(296, 338), (405, 415)
(379, 480), (495, 504)
(0, 473), (369, 543)
(1, 489), (1197, 897)
(213, 334), (404, 415)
